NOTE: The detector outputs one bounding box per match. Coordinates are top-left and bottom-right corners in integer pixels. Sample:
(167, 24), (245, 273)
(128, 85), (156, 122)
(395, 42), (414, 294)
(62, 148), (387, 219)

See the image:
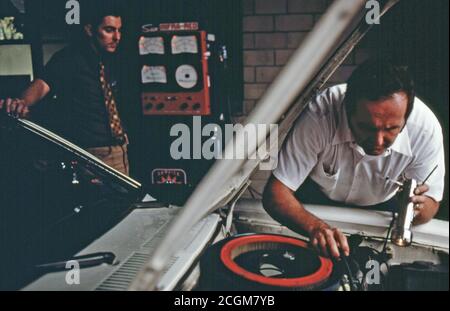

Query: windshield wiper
(35, 252), (117, 272)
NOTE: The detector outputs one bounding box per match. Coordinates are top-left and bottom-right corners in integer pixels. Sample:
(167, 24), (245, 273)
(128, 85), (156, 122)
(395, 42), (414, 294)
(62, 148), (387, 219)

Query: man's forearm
(262, 176), (350, 258)
(20, 79), (51, 107)
(262, 177), (327, 236)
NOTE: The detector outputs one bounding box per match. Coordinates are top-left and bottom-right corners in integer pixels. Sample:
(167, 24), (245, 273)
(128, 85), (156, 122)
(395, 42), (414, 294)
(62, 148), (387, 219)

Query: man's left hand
(410, 184), (439, 225)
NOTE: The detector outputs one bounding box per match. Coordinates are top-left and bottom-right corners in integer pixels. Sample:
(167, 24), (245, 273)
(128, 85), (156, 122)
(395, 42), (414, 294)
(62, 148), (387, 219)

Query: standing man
(262, 58), (445, 259)
(0, 5), (130, 175)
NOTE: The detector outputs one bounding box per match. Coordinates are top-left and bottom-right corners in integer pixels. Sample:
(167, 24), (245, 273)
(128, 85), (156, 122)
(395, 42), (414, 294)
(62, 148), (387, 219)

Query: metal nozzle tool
(390, 165), (438, 247)
(391, 178), (416, 246)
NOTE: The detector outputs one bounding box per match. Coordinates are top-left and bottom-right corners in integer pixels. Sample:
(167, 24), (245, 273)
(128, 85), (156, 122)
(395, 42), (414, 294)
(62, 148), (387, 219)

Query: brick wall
(241, 0), (371, 198)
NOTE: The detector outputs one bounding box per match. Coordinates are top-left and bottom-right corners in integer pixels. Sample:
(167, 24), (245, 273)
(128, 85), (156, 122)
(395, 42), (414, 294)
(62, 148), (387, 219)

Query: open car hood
(0, 113), (142, 289)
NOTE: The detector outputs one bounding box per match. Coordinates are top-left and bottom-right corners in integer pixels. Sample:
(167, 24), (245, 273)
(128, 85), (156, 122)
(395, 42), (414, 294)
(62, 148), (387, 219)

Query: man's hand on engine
(309, 221), (350, 259)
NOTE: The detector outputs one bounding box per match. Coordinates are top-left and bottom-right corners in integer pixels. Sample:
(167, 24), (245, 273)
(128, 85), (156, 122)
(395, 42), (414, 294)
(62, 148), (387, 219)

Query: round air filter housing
(200, 234), (340, 291)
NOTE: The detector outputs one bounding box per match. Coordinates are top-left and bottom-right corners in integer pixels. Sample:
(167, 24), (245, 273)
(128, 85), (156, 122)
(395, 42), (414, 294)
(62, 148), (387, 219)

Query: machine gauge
(141, 65), (167, 84)
(175, 65), (198, 89)
(139, 36), (165, 55)
(171, 35), (198, 54)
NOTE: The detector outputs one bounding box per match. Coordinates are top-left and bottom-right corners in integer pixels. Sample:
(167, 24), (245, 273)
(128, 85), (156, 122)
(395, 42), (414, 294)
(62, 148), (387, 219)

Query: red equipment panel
(139, 24), (211, 116)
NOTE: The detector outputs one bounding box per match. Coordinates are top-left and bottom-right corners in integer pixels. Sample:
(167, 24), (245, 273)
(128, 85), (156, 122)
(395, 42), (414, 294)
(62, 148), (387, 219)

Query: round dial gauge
(175, 65), (198, 89)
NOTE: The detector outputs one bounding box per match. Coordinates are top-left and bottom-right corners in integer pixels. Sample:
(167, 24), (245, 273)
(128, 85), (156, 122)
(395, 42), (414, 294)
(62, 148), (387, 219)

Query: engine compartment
(195, 199), (449, 291)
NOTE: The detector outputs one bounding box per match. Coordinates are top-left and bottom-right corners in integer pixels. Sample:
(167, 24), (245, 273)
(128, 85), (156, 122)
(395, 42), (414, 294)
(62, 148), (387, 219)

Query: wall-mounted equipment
(139, 22), (211, 116)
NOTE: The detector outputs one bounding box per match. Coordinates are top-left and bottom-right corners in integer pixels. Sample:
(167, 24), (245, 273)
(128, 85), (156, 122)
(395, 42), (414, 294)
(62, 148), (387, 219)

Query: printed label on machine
(142, 65), (167, 84)
(139, 36), (165, 55)
(175, 65), (198, 89)
(171, 35), (198, 54)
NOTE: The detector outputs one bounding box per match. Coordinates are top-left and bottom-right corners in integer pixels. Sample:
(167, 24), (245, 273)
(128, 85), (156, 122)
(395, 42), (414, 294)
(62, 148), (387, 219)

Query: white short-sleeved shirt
(273, 84), (445, 206)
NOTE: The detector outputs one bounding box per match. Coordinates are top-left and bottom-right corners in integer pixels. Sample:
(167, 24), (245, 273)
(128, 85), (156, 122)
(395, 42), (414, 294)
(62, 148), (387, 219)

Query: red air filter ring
(220, 234), (333, 288)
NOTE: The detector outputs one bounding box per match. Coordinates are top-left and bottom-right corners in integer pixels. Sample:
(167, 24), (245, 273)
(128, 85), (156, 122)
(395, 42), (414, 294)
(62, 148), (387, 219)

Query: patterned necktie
(99, 62), (124, 139)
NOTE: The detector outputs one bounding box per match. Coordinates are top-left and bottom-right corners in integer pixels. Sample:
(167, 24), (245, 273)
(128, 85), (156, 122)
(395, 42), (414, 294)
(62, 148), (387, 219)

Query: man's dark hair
(81, 0), (123, 28)
(345, 58), (415, 120)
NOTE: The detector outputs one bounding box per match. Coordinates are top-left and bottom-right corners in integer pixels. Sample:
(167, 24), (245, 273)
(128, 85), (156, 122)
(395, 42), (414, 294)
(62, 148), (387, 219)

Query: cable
(340, 250), (359, 291)
(382, 211), (396, 255)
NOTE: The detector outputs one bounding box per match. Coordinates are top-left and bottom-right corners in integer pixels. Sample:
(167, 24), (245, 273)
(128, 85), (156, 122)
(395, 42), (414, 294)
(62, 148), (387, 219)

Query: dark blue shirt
(39, 43), (123, 148)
